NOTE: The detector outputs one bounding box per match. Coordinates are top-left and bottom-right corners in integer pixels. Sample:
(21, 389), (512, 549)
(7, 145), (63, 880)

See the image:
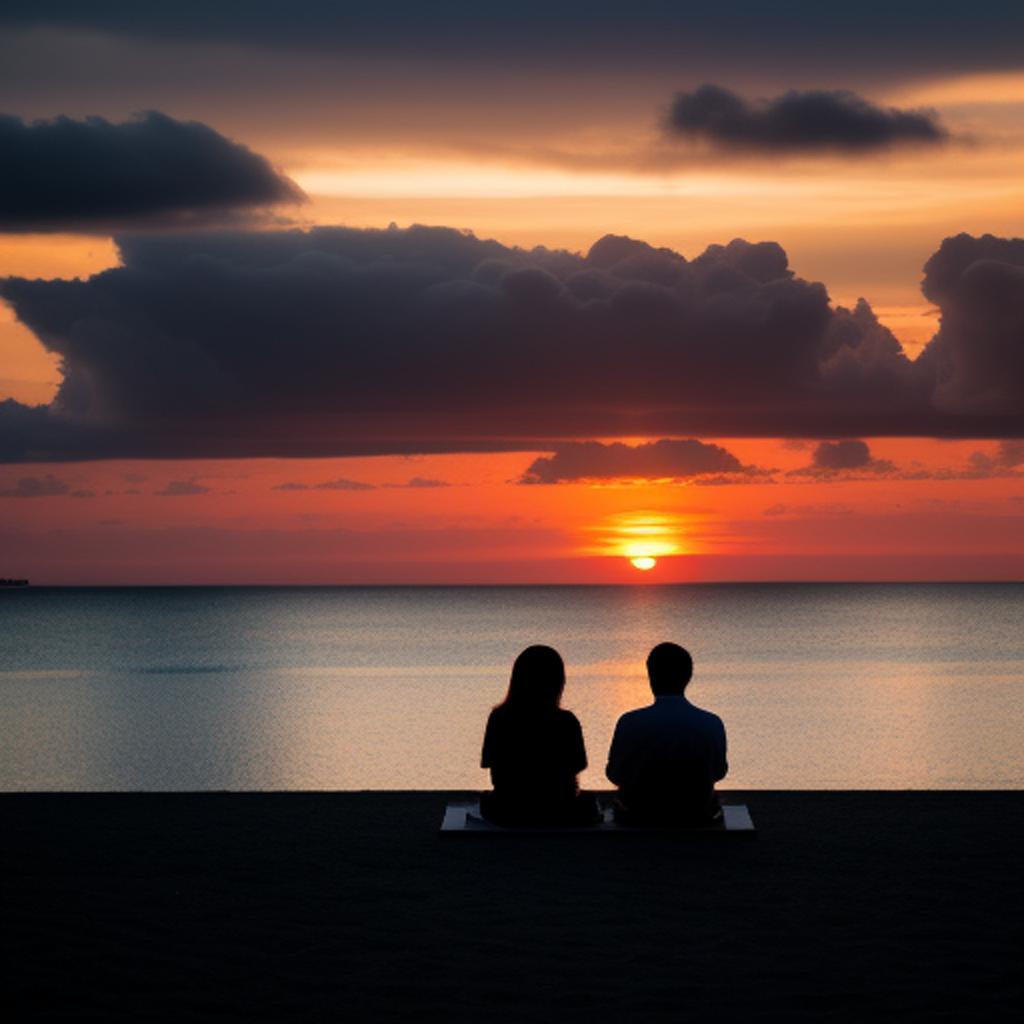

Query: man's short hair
(646, 642), (693, 696)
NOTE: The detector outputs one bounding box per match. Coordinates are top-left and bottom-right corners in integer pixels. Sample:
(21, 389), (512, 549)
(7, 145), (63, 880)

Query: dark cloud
(155, 480), (209, 496)
(70, 488), (95, 498)
(520, 439), (759, 484)
(0, 111), (303, 232)
(667, 84), (946, 154)
(0, 473), (70, 497)
(0, 225), (1022, 463)
(812, 440), (873, 470)
(789, 439), (895, 477)
(918, 234), (1024, 417)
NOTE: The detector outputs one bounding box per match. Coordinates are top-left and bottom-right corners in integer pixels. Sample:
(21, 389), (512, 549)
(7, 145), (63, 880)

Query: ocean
(2, 583), (1022, 790)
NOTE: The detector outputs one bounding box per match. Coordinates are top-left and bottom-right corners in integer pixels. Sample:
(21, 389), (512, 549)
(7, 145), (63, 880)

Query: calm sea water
(2, 584), (1022, 790)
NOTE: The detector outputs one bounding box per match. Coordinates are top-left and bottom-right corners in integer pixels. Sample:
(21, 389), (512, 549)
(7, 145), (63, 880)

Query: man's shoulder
(627, 698), (724, 727)
(614, 700), (725, 729)
(613, 704), (656, 729)
(687, 702), (726, 732)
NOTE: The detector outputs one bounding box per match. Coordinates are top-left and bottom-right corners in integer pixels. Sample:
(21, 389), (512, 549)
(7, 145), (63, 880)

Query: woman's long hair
(499, 645), (566, 713)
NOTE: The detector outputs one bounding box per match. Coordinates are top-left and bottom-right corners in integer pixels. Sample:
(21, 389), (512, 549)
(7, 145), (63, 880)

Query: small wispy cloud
(273, 477), (375, 491)
(0, 473), (70, 498)
(155, 480), (210, 497)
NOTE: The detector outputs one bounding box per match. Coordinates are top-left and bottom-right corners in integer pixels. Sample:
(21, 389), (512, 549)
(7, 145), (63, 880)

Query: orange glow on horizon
(587, 511), (686, 563)
(0, 426), (1021, 586)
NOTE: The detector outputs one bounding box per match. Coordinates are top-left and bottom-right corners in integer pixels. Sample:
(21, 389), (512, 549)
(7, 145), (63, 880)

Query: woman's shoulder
(484, 704), (507, 727)
(488, 704), (579, 727)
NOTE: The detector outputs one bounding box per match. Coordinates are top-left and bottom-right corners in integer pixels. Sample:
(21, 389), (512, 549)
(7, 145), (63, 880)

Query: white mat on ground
(440, 801), (754, 834)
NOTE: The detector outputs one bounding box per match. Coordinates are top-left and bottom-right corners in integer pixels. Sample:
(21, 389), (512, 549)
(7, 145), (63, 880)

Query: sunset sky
(1, 2), (1022, 583)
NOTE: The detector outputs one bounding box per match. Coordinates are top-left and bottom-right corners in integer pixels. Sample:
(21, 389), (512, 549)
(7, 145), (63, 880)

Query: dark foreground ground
(3, 792), (1021, 1022)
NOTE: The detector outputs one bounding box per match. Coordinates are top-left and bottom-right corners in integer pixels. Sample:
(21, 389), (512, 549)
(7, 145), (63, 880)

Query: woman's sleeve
(481, 711), (495, 768)
(568, 713), (588, 773)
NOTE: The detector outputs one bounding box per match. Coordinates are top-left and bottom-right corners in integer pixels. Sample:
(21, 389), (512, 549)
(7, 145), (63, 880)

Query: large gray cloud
(520, 439), (758, 483)
(0, 225), (1021, 462)
(918, 234), (1024, 416)
(667, 84), (946, 154)
(0, 111), (303, 232)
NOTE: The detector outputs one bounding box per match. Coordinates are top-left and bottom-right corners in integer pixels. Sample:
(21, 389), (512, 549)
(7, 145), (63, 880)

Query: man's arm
(713, 720), (728, 782)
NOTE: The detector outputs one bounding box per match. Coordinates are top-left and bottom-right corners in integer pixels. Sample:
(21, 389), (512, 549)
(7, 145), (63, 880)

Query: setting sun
(630, 556), (657, 571)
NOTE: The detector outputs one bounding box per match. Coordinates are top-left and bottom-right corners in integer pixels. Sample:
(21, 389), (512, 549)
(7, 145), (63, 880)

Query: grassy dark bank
(3, 792), (1021, 1022)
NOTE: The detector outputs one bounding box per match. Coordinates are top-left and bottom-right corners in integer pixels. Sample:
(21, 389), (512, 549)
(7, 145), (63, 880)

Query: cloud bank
(520, 439), (758, 483)
(667, 85), (946, 154)
(0, 111), (303, 232)
(1, 225), (1021, 462)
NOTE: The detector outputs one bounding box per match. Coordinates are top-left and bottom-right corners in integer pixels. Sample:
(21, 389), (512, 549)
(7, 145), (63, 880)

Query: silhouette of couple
(480, 642), (727, 826)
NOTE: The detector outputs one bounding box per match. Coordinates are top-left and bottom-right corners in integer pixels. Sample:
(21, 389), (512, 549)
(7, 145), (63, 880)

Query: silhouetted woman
(480, 645), (599, 825)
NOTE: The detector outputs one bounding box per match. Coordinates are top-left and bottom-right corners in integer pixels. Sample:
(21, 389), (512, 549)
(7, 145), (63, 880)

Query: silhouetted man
(606, 643), (727, 824)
